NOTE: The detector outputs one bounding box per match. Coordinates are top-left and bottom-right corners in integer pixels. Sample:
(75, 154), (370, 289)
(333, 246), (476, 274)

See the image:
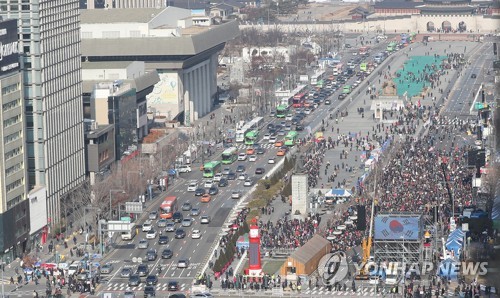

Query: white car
(231, 191), (241, 199)
(142, 220), (153, 232)
(304, 108), (311, 115)
(243, 179), (253, 187)
(263, 133), (270, 140)
(187, 181), (197, 192)
(268, 136), (277, 144)
(268, 158), (276, 164)
(146, 229), (157, 239)
(238, 173), (247, 181)
(237, 153), (247, 161)
(177, 165), (192, 173)
(249, 155), (257, 162)
(204, 180), (213, 188)
(213, 173), (223, 182)
(285, 114), (293, 121)
(191, 230), (202, 239)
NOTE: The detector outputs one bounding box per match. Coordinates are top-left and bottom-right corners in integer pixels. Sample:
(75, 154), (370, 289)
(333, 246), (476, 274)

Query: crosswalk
(234, 143), (278, 150)
(104, 282), (187, 292)
(303, 286), (381, 296)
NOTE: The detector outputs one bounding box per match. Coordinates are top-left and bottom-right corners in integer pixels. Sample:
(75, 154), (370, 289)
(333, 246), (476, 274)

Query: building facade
(0, 0), (86, 226)
(79, 7), (239, 126)
(0, 18), (30, 261)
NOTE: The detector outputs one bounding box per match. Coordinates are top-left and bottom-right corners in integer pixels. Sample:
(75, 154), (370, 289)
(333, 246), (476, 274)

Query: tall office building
(0, 18), (30, 260)
(0, 1), (86, 225)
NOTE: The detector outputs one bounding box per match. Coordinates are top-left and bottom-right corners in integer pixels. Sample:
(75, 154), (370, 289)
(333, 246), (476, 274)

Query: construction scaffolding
(373, 213), (424, 264)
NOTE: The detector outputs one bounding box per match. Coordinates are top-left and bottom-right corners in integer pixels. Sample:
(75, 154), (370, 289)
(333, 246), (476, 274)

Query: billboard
(0, 19), (20, 75)
(147, 70), (180, 117)
(374, 215), (421, 240)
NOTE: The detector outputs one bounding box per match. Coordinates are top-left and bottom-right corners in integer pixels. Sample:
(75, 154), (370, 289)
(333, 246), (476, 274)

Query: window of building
(2, 83), (20, 95)
(7, 195), (23, 210)
(5, 162), (23, 177)
(6, 178), (23, 193)
(4, 131), (21, 144)
(2, 98), (21, 112)
(3, 114), (21, 128)
(5, 147), (22, 161)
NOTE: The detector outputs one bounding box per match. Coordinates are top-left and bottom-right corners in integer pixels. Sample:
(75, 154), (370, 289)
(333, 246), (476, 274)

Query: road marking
(197, 242), (200, 247)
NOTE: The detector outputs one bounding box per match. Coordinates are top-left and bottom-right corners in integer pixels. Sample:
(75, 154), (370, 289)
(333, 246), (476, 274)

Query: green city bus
(221, 147), (238, 164)
(244, 130), (259, 145)
(276, 104), (289, 118)
(203, 161), (221, 178)
(360, 62), (368, 72)
(284, 131), (298, 146)
(387, 42), (397, 52)
(316, 79), (325, 89)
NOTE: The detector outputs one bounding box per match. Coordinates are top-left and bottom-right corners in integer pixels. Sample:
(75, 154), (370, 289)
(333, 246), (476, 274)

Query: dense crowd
(259, 214), (320, 250)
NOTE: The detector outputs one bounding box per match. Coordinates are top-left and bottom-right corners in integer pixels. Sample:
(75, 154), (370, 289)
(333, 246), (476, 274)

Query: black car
(194, 188), (205, 196)
(296, 125), (304, 131)
(471, 73), (477, 78)
(227, 172), (236, 180)
(168, 295), (186, 298)
(208, 186), (219, 195)
(218, 178), (228, 187)
(136, 264), (149, 276)
(146, 275), (158, 285)
(175, 228), (186, 239)
(255, 167), (265, 175)
(128, 274), (141, 287)
(256, 147), (266, 154)
(267, 123), (274, 130)
(236, 164), (245, 172)
(338, 93), (347, 100)
(162, 248), (173, 259)
(168, 281), (179, 291)
(144, 285), (156, 297)
(158, 235), (169, 245)
(146, 249), (157, 261)
(324, 99), (331, 105)
(291, 118), (301, 125)
(172, 212), (183, 223)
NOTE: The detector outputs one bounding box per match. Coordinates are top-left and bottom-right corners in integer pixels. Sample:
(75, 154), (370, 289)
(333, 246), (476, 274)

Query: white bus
(120, 223), (136, 240)
(235, 117), (264, 143)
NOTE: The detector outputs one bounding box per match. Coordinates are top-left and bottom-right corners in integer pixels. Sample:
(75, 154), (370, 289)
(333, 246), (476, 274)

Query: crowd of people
(12, 262), (99, 296)
(259, 214), (320, 250)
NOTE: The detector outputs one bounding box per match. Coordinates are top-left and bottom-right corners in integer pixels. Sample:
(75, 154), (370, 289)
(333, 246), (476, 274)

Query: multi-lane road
(96, 40), (392, 297)
(94, 38), (496, 297)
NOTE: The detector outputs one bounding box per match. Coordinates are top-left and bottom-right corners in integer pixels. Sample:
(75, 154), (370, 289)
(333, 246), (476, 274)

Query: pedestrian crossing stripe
(235, 143), (278, 150)
(105, 282), (186, 291)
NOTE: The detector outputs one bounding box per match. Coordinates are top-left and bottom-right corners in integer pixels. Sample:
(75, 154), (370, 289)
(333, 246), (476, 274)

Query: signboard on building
(0, 19), (20, 75)
(29, 186), (48, 235)
(291, 174), (308, 216)
(147, 70), (180, 117)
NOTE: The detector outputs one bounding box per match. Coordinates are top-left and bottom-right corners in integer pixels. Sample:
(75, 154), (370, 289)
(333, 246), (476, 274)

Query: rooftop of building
(80, 8), (165, 24)
(82, 70), (160, 94)
(81, 61), (136, 69)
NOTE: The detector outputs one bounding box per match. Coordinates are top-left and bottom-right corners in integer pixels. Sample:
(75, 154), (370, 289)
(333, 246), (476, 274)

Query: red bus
(292, 92), (306, 108)
(159, 196), (177, 219)
(358, 46), (370, 56)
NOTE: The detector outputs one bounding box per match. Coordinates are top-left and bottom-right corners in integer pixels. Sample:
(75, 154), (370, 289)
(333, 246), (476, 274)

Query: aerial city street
(0, 0), (498, 298)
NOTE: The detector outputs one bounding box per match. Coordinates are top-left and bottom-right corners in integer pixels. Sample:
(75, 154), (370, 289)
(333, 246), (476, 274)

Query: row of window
(4, 130), (21, 144)
(6, 177), (23, 193)
(2, 98), (21, 112)
(3, 114), (21, 128)
(5, 147), (22, 161)
(2, 83), (20, 95)
(99, 149), (110, 163)
(5, 161), (23, 177)
(6, 194), (23, 211)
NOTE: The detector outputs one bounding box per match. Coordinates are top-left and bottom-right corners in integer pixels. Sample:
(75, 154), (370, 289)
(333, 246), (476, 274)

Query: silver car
(100, 263), (114, 274)
(181, 218), (193, 227)
(138, 239), (149, 249)
(165, 222), (176, 232)
(190, 207), (200, 216)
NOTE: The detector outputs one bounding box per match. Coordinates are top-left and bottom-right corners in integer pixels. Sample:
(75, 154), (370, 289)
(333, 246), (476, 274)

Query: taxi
(275, 141), (284, 147)
(277, 148), (287, 156)
(200, 194), (211, 203)
(246, 148), (255, 155)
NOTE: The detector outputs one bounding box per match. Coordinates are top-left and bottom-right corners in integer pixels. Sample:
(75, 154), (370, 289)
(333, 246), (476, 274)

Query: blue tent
(445, 239), (463, 256)
(447, 233), (463, 243)
(438, 259), (459, 280)
(327, 188), (352, 198)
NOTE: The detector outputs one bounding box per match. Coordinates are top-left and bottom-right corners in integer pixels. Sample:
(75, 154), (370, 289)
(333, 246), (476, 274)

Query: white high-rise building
(0, 0), (86, 225)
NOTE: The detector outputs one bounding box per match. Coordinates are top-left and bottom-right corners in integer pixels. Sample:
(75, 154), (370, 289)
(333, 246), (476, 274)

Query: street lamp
(109, 189), (125, 220)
